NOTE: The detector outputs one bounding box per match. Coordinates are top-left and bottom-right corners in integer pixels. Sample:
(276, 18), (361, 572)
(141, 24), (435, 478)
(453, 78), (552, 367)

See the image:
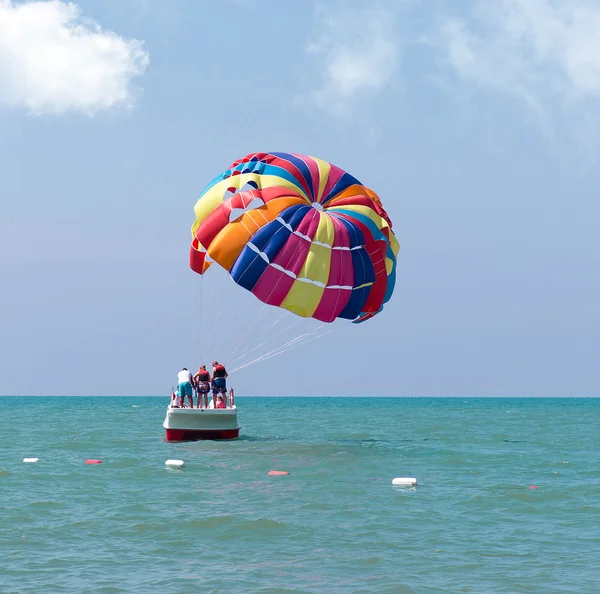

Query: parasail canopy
(190, 152), (399, 324)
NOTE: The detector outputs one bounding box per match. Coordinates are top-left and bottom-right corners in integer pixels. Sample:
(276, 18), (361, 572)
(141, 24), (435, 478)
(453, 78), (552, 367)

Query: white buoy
(392, 477), (417, 487)
(23, 458), (39, 463)
(165, 459), (185, 468)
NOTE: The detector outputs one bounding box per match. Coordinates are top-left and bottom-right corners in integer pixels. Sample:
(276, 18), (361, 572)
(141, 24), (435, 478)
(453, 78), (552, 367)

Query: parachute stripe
(279, 212), (334, 318)
(312, 215), (353, 322)
(270, 152), (314, 198)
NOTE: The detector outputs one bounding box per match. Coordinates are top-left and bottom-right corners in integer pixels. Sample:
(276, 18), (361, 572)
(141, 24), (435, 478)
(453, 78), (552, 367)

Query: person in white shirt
(177, 368), (194, 408)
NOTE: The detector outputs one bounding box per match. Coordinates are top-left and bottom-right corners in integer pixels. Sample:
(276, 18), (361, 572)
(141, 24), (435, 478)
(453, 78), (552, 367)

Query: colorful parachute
(190, 152), (400, 323)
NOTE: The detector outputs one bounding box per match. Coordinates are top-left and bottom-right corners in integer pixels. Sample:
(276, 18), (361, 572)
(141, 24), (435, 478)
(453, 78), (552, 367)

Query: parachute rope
(229, 324), (331, 374)
(196, 275), (205, 366)
(227, 312), (306, 369)
(223, 216), (316, 366)
(229, 298), (267, 363)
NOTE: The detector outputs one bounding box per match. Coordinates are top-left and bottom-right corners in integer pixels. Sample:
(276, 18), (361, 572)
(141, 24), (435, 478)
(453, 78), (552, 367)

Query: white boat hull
(163, 406), (240, 441)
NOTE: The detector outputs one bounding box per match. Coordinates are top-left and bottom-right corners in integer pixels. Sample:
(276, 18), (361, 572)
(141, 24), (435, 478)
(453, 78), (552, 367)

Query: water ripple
(1, 396), (599, 593)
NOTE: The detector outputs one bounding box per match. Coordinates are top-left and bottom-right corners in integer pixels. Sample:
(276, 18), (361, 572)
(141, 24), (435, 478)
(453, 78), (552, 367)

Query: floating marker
(268, 470), (289, 476)
(530, 485), (539, 489)
(85, 459), (102, 465)
(23, 458), (39, 463)
(392, 477), (417, 487)
(165, 459), (185, 468)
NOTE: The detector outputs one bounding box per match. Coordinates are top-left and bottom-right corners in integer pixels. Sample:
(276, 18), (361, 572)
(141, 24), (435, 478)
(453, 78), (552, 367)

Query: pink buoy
(530, 485), (538, 489)
(85, 459), (102, 464)
(268, 470), (289, 476)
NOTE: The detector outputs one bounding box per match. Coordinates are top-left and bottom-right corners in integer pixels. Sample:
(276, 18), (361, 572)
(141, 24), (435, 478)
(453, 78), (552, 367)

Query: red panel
(361, 239), (388, 313)
(190, 244), (207, 275)
(320, 163), (346, 201)
(252, 264), (296, 307)
(311, 216), (353, 322)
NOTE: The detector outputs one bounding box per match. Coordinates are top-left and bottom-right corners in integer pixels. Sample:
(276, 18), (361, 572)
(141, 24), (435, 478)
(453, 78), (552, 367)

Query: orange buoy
(85, 459), (102, 464)
(268, 470), (289, 476)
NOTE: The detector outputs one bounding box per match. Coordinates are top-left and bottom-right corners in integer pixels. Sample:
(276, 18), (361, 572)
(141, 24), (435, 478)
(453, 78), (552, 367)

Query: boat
(162, 389), (240, 441)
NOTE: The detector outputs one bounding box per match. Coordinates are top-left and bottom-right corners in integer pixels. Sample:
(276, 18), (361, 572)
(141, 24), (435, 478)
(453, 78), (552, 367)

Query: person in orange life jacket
(193, 364), (210, 408)
(211, 360), (228, 408)
(216, 394), (226, 409)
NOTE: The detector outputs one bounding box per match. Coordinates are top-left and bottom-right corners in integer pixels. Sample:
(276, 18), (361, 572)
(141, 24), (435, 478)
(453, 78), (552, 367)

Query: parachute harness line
(229, 323), (331, 374)
(227, 312), (306, 370)
(189, 151), (399, 370)
(197, 275), (204, 364)
(228, 298), (267, 364)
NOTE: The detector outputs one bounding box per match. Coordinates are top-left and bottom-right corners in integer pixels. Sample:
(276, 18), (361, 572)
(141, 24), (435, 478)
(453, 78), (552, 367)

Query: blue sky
(1, 0), (600, 397)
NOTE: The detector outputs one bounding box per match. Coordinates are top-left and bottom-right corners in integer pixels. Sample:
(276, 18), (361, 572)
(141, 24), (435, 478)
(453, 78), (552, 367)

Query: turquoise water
(1, 397), (599, 593)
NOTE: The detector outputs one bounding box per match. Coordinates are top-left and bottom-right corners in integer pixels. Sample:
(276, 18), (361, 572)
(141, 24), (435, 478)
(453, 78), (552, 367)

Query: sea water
(1, 397), (599, 593)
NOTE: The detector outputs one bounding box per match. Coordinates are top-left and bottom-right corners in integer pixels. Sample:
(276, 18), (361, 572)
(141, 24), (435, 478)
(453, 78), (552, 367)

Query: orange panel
(208, 196), (306, 271)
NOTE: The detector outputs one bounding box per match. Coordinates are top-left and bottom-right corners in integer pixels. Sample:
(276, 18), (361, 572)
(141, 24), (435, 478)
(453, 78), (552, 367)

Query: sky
(1, 0), (600, 397)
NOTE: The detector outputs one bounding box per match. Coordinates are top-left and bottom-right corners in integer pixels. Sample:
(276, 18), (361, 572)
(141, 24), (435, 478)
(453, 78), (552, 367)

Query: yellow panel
(192, 184), (224, 238)
(385, 256), (393, 275)
(282, 283), (323, 318)
(311, 156), (331, 202)
(327, 204), (399, 275)
(279, 213), (333, 317)
(389, 232), (400, 256)
(207, 196), (305, 271)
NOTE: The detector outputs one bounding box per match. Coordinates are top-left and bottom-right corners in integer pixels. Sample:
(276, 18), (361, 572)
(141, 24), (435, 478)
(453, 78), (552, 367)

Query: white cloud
(301, 5), (399, 118)
(0, 0), (149, 115)
(439, 0), (600, 121)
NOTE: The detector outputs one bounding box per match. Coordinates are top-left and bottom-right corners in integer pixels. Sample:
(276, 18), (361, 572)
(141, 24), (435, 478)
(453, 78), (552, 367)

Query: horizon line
(1, 394), (599, 398)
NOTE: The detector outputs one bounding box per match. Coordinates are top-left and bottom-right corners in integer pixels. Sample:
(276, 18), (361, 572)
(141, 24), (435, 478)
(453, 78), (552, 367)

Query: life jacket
(216, 399), (226, 409)
(213, 364), (226, 378)
(197, 370), (209, 381)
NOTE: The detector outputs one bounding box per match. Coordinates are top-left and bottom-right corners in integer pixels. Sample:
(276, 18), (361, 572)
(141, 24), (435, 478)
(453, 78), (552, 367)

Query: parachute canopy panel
(190, 152), (400, 323)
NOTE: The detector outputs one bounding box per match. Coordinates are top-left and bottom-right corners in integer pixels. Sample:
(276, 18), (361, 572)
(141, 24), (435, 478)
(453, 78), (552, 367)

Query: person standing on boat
(211, 360), (228, 408)
(177, 368), (194, 408)
(193, 365), (211, 409)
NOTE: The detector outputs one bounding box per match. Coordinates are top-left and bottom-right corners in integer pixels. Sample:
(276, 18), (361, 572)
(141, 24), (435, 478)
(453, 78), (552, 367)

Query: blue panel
(230, 246), (269, 291)
(253, 222), (291, 261)
(256, 204), (311, 261)
(337, 247), (375, 320)
(261, 164), (306, 192)
(229, 205), (311, 291)
(282, 204), (311, 227)
(270, 152), (314, 199)
(323, 171), (362, 204)
(354, 246), (376, 286)
(339, 286), (371, 320)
